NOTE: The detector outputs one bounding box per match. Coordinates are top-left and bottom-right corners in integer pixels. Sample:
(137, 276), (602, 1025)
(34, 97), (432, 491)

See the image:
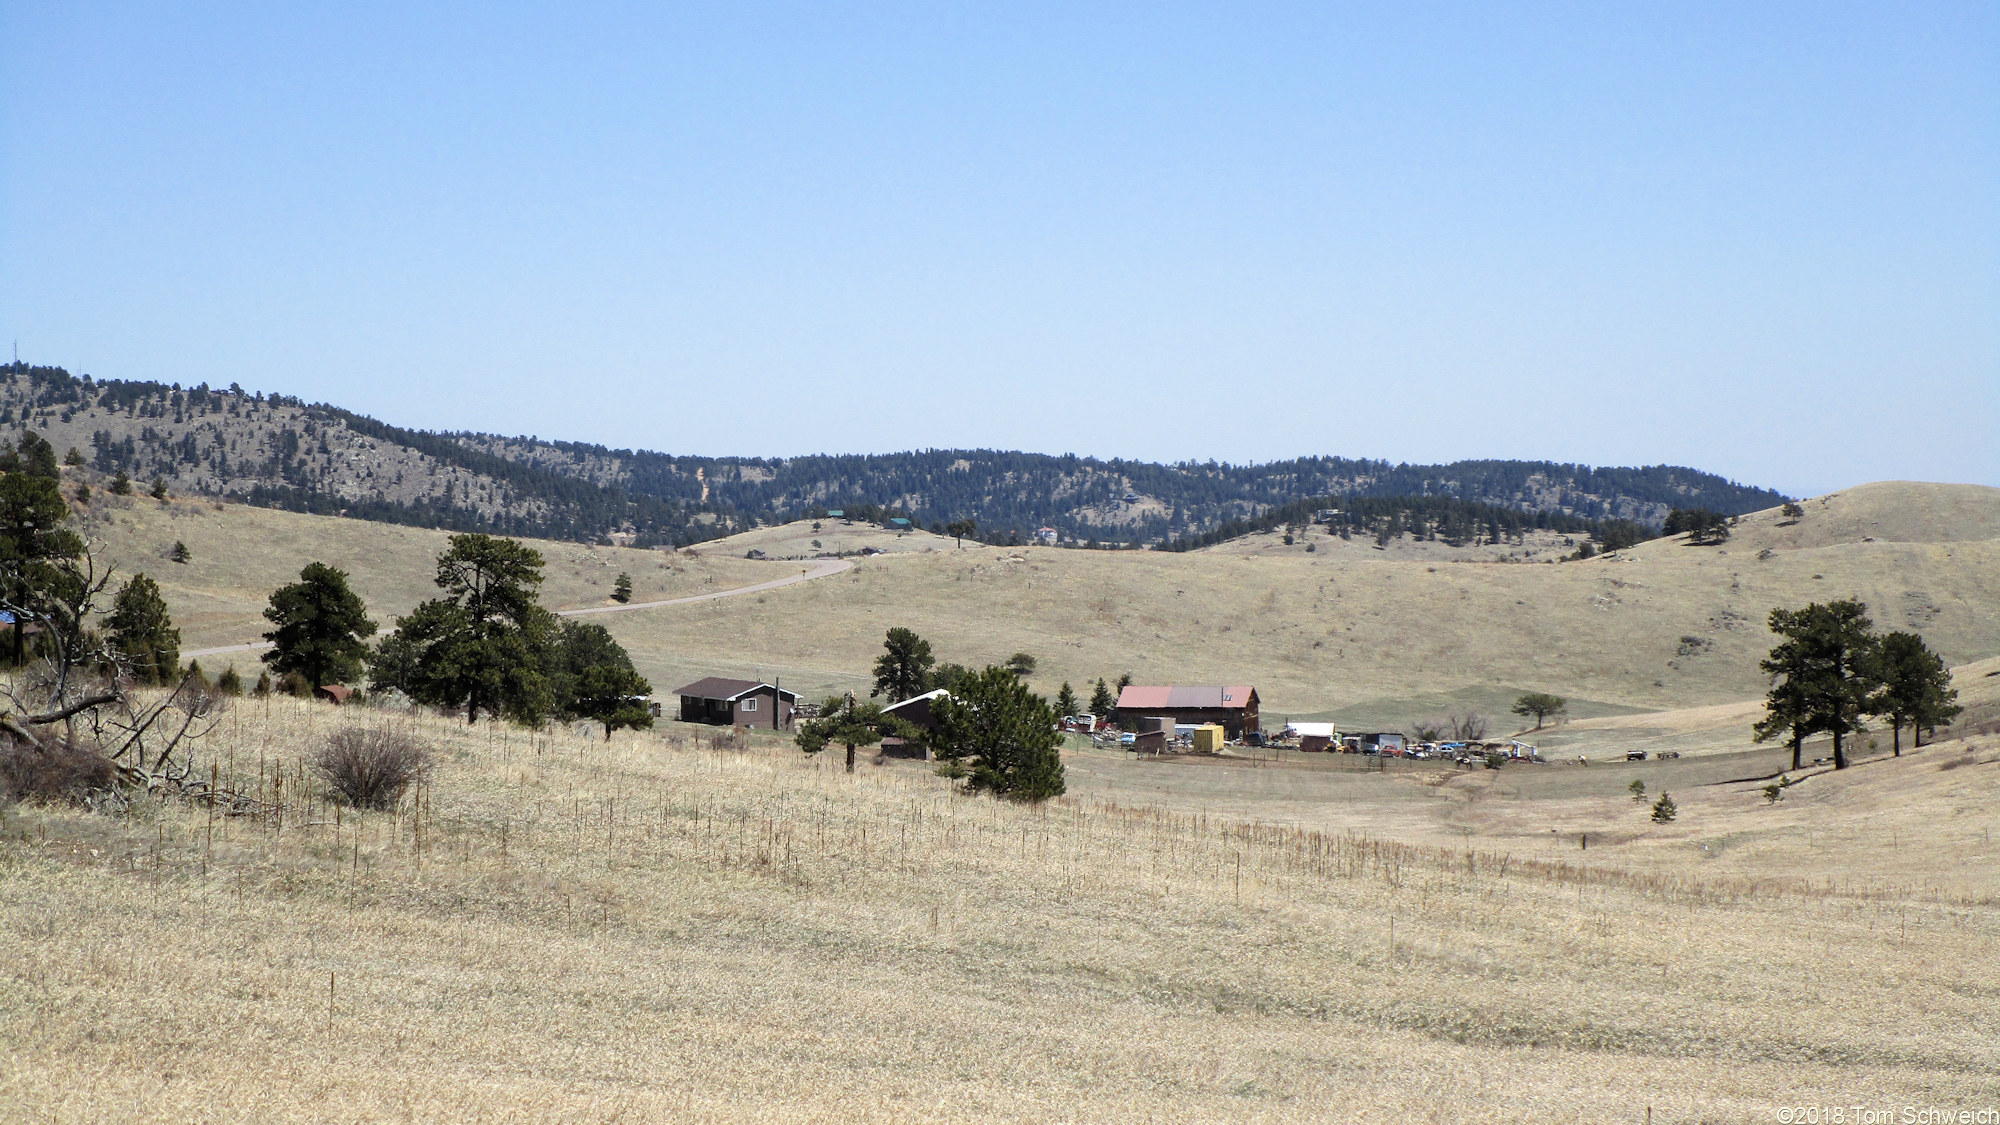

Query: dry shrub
(313, 727), (428, 809)
(0, 735), (122, 805)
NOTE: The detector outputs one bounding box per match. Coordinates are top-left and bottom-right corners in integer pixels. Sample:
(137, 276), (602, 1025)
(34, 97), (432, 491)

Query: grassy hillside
(587, 481), (2000, 720)
(84, 481), (2000, 731)
(2, 692), (1994, 1121)
(77, 494), (771, 654)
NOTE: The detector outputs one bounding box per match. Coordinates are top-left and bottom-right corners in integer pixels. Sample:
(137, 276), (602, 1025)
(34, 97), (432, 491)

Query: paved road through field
(180, 557), (855, 659)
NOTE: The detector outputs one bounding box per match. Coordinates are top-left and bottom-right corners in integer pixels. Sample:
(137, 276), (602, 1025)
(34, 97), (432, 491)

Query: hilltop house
(1113, 685), (1260, 739)
(674, 677), (800, 730)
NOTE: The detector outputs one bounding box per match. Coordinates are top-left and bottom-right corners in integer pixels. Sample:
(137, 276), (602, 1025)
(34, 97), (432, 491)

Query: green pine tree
(611, 572), (633, 604)
(545, 621), (652, 738)
(0, 468), (84, 664)
(1055, 681), (1079, 717)
(1089, 678), (1115, 720)
(1868, 631), (1962, 753)
(1758, 600), (1879, 769)
(378, 533), (556, 725)
(1651, 792), (1678, 822)
(797, 695), (911, 773)
(1510, 692), (1566, 729)
(262, 562), (377, 688)
(871, 627), (935, 702)
(572, 664), (654, 739)
(932, 665), (1065, 802)
(106, 573), (180, 685)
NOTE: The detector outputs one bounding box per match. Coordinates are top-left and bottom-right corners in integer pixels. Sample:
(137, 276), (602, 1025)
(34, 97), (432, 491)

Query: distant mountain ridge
(2, 362), (1787, 546)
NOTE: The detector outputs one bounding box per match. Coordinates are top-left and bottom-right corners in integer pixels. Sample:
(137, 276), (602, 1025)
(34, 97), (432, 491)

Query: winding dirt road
(181, 557), (855, 659)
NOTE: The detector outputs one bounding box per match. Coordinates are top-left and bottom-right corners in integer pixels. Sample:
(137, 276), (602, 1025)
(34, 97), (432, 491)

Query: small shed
(1191, 724), (1226, 753)
(878, 737), (930, 760)
(881, 688), (949, 731)
(674, 677), (800, 729)
(1355, 731), (1406, 754)
(315, 684), (354, 705)
(1284, 721), (1337, 752)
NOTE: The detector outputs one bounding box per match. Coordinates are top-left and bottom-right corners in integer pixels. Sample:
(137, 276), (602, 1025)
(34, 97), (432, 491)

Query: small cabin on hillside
(674, 677), (800, 729)
(1113, 685), (1260, 739)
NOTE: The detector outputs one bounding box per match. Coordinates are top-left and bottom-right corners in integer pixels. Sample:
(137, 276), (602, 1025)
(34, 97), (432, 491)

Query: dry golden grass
(3, 483), (1994, 1121)
(74, 494), (771, 653)
(3, 695), (1997, 1122)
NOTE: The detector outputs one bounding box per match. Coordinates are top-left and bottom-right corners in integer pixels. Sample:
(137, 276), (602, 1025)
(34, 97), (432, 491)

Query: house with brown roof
(674, 677), (800, 729)
(1113, 685), (1260, 739)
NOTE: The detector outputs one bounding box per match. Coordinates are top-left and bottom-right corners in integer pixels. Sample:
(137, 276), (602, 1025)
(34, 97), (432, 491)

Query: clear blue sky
(4, 2), (1995, 496)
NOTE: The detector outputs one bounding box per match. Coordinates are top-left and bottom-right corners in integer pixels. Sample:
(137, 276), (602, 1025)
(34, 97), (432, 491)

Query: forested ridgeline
(457, 443), (1785, 545)
(1162, 494), (1654, 552)
(2, 363), (1785, 547)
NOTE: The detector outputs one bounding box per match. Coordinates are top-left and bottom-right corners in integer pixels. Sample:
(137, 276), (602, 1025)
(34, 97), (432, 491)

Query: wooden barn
(673, 677), (800, 729)
(1113, 685), (1260, 739)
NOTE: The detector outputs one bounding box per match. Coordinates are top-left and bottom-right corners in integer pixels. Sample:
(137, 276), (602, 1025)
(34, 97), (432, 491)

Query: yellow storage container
(1192, 724), (1226, 753)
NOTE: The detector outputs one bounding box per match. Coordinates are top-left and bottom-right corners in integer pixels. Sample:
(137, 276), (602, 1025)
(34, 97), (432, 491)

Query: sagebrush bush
(313, 727), (428, 810)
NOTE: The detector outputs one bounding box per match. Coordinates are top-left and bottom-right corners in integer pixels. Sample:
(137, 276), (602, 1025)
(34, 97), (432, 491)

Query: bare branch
(24, 690), (123, 726)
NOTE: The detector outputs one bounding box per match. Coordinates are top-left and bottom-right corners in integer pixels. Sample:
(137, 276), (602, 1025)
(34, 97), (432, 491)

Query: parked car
(1627, 750), (1648, 761)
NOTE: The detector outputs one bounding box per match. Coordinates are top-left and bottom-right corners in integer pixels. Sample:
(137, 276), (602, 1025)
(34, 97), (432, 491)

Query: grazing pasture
(2, 692), (1997, 1122)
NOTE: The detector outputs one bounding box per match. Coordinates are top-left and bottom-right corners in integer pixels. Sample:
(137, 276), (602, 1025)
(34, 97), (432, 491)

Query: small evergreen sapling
(1088, 678), (1115, 720)
(612, 573), (633, 604)
(1629, 779), (1647, 802)
(1651, 792), (1678, 822)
